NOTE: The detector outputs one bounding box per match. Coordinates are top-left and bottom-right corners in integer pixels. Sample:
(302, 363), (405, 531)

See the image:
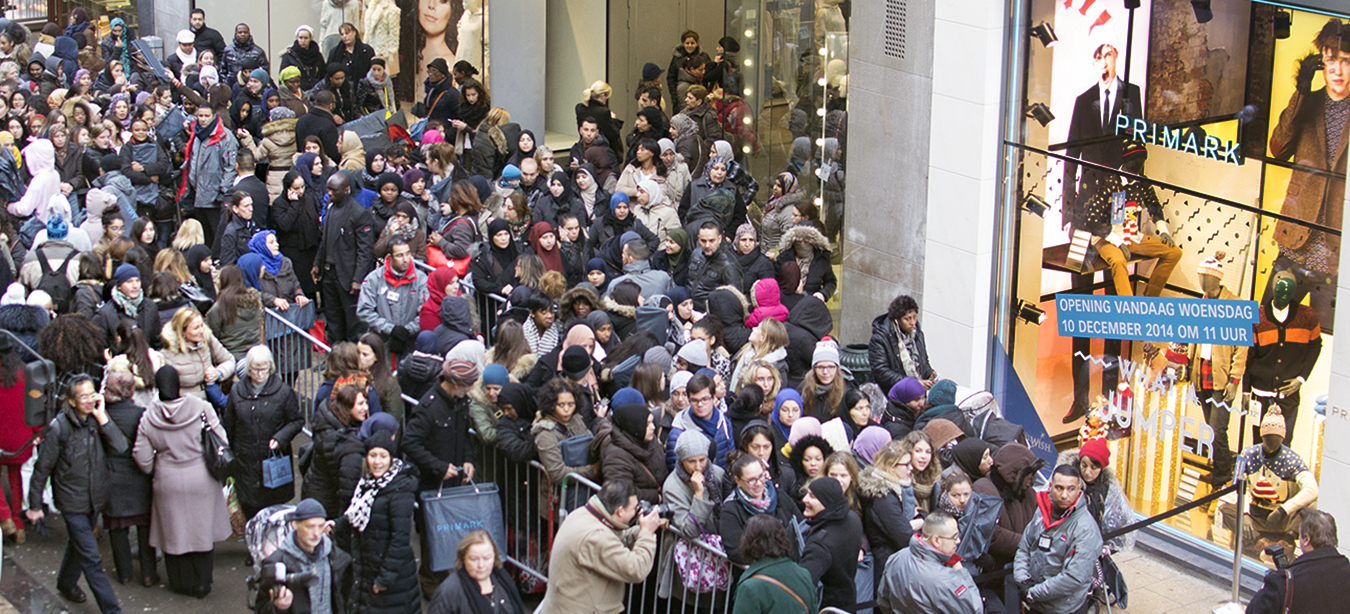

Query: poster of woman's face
(395, 0), (488, 103)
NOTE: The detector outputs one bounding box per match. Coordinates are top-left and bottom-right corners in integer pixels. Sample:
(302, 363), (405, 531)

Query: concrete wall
(838, 0), (935, 347)
(491, 0), (548, 136)
(201, 0), (320, 78)
(545, 0), (608, 137)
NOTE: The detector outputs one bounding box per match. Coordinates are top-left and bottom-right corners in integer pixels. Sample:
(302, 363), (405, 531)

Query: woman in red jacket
(0, 334), (41, 544)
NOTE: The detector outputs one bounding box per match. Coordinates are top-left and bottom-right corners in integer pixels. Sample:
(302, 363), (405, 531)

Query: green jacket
(732, 557), (818, 614)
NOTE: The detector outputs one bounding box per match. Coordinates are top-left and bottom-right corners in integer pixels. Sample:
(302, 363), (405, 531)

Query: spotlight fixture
(1017, 300), (1047, 325)
(1274, 10), (1291, 40)
(1191, 0), (1213, 24)
(1022, 193), (1049, 218)
(1124, 0), (1140, 9)
(1026, 102), (1055, 127)
(1030, 23), (1058, 48)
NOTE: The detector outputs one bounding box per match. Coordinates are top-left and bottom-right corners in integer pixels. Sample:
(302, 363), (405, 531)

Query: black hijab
(497, 382), (537, 423)
(507, 130), (537, 168)
(806, 477), (850, 526)
(156, 365), (181, 401)
(487, 218), (519, 263)
(952, 439), (992, 480)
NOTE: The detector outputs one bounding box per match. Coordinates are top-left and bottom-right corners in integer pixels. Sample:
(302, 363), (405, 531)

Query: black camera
(1264, 544), (1290, 570)
(247, 561), (318, 593)
(637, 500), (674, 520)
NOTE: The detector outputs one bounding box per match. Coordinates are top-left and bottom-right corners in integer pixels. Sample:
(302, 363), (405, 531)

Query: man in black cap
(422, 58), (460, 124)
(256, 498), (353, 614)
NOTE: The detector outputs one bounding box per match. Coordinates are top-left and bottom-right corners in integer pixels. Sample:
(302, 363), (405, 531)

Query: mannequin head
(1120, 139), (1146, 175)
(1272, 271), (1296, 310)
(1260, 407), (1287, 454)
(1262, 434), (1284, 454)
(1199, 274), (1222, 299)
(1197, 253), (1225, 299)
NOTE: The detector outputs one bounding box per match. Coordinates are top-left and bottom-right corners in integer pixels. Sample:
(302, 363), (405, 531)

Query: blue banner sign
(1054, 294), (1258, 346)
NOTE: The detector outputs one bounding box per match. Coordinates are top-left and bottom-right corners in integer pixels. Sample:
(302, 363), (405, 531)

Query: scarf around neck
(279, 533), (333, 614)
(345, 458), (404, 531)
(112, 287), (142, 317)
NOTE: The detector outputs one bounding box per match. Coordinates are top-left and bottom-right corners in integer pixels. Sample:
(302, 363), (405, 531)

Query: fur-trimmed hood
(160, 320), (218, 355)
(707, 284), (749, 320)
(778, 223), (830, 254)
(602, 294), (637, 318)
(857, 464), (910, 500)
(481, 348), (538, 381)
(559, 286), (603, 325)
(261, 117), (297, 140)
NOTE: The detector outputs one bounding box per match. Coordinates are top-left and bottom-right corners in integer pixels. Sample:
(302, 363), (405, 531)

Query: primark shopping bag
(420, 481), (506, 572)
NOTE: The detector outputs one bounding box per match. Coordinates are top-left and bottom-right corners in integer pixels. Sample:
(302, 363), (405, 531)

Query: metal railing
(262, 307), (330, 427)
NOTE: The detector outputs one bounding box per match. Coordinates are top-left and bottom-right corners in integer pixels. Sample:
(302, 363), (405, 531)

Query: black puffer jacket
(302, 404), (366, 518)
(403, 384), (477, 491)
(776, 225), (837, 301)
(496, 415), (536, 463)
(0, 303), (48, 361)
(857, 465), (918, 589)
(104, 398), (152, 519)
(396, 352), (442, 408)
(707, 286), (751, 356)
(867, 313), (935, 394)
(784, 295), (834, 383)
(736, 248), (778, 297)
(29, 406), (128, 514)
(336, 462), (420, 614)
(687, 244), (743, 311)
(223, 374), (305, 514)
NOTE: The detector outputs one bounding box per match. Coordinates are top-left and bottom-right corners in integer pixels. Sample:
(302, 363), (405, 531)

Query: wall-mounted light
(1192, 0), (1213, 24)
(819, 47), (827, 56)
(744, 29), (754, 38)
(1017, 300), (1047, 325)
(1274, 10), (1291, 40)
(1022, 193), (1049, 217)
(744, 88), (752, 96)
(1030, 23), (1058, 48)
(1026, 102), (1055, 127)
(1124, 0), (1140, 9)
(817, 107), (826, 117)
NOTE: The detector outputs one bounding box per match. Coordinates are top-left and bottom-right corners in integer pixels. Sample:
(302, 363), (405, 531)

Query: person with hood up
(973, 442), (1045, 570)
(221, 345), (304, 521)
(39, 51), (66, 98)
(602, 389), (669, 503)
(132, 366), (232, 597)
(397, 331), (444, 403)
(876, 510), (983, 614)
(632, 176), (680, 245)
(799, 477), (862, 611)
(777, 222), (836, 303)
(238, 106), (300, 201)
(333, 429), (419, 614)
(1014, 465), (1103, 614)
(1058, 439), (1135, 554)
(706, 285), (752, 357)
(433, 295), (474, 361)
(745, 276), (789, 330)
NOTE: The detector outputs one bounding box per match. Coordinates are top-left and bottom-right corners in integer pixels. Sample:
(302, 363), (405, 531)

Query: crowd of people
(0, 8), (1341, 614)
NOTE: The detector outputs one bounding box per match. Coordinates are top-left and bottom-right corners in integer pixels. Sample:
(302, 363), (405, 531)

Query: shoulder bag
(201, 410), (235, 482)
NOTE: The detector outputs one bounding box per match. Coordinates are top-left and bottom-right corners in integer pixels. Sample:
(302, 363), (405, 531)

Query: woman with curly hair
(899, 430), (941, 512)
(37, 312), (105, 381)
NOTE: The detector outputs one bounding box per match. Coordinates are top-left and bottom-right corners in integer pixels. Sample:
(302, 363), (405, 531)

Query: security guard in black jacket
(313, 173), (374, 343)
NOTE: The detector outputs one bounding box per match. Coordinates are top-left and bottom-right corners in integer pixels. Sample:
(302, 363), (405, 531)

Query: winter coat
(759, 190), (807, 257)
(302, 402), (366, 518)
(279, 43), (326, 91)
(542, 498), (657, 614)
(600, 423), (668, 503)
(683, 103), (724, 144)
(316, 195), (376, 289)
(259, 257), (307, 305)
(327, 40), (375, 101)
(532, 413), (604, 485)
(0, 304), (49, 362)
(241, 118), (298, 199)
(587, 211), (660, 257)
(295, 106), (341, 163)
(334, 463), (420, 614)
(1058, 450), (1135, 553)
(972, 443), (1044, 568)
(631, 192), (681, 245)
(217, 215), (260, 266)
(657, 461), (726, 598)
(1247, 547), (1350, 614)
(666, 408), (735, 472)
(254, 535), (353, 614)
(877, 535), (982, 614)
(732, 557), (820, 614)
(867, 314), (935, 394)
(221, 37), (269, 81)
(496, 413), (537, 464)
(403, 384), (477, 491)
(95, 295), (162, 350)
(468, 242), (525, 296)
(182, 118), (239, 211)
(800, 507), (862, 610)
(687, 244), (743, 311)
(681, 175), (739, 236)
(576, 100), (626, 159)
(29, 406), (128, 514)
(738, 250), (779, 302)
(605, 258), (672, 302)
(857, 465), (918, 587)
(666, 45), (711, 111)
(19, 239), (80, 292)
(776, 225), (836, 301)
(132, 394), (233, 554)
(707, 285), (752, 356)
(356, 262), (426, 337)
(222, 374), (304, 513)
(104, 398), (152, 519)
(719, 482), (802, 565)
(160, 323), (236, 399)
(1013, 492), (1104, 614)
(273, 187), (323, 251)
(118, 139), (170, 205)
(433, 297), (475, 358)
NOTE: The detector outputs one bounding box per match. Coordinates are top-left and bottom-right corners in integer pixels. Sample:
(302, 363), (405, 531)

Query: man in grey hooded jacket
(1014, 464), (1103, 614)
(877, 511), (982, 614)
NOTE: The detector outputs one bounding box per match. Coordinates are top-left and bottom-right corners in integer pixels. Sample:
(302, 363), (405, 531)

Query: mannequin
(1186, 253), (1247, 484)
(1082, 139), (1183, 297)
(455, 0), (485, 75)
(363, 0), (400, 77)
(1232, 408), (1318, 545)
(1247, 271), (1322, 440)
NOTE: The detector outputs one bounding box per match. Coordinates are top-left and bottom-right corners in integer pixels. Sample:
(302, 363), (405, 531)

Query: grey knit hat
(674, 431), (711, 461)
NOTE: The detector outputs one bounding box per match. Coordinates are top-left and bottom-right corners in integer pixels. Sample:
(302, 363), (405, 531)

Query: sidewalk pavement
(1113, 548), (1238, 613)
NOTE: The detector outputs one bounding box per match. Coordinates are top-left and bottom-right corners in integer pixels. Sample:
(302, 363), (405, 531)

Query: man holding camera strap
(256, 498), (353, 614)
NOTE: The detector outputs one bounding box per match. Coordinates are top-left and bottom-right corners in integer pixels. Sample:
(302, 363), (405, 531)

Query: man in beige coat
(540, 480), (663, 613)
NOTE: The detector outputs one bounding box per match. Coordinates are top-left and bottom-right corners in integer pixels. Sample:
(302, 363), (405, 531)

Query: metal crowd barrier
(263, 307), (330, 428)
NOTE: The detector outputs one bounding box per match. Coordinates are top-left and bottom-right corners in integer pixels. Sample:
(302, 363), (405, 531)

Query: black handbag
(200, 411), (235, 482)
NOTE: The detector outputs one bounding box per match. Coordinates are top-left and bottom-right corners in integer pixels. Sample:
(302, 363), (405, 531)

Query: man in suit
(1266, 18), (1348, 333)
(1061, 42), (1143, 425)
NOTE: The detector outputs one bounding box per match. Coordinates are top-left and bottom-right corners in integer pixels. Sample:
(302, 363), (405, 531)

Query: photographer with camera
(540, 479), (665, 614)
(27, 376), (128, 613)
(255, 498), (353, 614)
(1247, 510), (1350, 614)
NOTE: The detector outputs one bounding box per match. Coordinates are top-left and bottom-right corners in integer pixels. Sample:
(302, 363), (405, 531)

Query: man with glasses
(27, 376), (129, 612)
(665, 373), (734, 470)
(1246, 509), (1349, 614)
(1268, 18), (1349, 331)
(1014, 465), (1103, 614)
(877, 510), (982, 614)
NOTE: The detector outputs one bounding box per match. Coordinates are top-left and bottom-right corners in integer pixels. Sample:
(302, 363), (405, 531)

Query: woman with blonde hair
(575, 80), (624, 159)
(427, 530), (525, 614)
(856, 439), (922, 589)
(160, 308), (235, 407)
(732, 319), (788, 392)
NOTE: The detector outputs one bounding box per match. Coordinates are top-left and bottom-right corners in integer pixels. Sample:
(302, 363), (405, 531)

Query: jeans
(59, 512), (122, 614)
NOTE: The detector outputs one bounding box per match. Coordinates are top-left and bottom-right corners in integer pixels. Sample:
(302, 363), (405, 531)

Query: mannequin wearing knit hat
(1232, 406), (1319, 535)
(1186, 250), (1247, 484)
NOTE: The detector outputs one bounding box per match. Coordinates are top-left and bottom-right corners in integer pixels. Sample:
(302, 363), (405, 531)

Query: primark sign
(1113, 114), (1243, 166)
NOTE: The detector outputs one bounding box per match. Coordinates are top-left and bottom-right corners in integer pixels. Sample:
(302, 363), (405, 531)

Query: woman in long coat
(133, 366), (232, 598)
(222, 345), (304, 521)
(101, 368), (157, 586)
(335, 430), (420, 614)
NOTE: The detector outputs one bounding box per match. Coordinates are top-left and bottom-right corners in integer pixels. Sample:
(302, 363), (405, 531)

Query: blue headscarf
(248, 230), (283, 275)
(108, 18), (131, 68)
(292, 152), (322, 191)
(771, 388), (804, 443)
(237, 253), (264, 291)
(52, 36), (79, 88)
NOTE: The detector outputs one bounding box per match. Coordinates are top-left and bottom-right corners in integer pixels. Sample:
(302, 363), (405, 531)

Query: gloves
(1223, 382), (1240, 404)
(1159, 232), (1175, 247)
(389, 326), (416, 353)
(1267, 507), (1289, 530)
(1296, 53), (1323, 93)
(1119, 244), (1132, 261)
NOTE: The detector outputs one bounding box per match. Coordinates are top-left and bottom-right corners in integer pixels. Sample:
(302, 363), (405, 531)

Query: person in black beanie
(601, 390), (668, 504)
(334, 430), (419, 614)
(799, 476), (862, 611)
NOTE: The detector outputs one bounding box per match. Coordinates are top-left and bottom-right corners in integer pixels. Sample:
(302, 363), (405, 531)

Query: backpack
(35, 245), (78, 313)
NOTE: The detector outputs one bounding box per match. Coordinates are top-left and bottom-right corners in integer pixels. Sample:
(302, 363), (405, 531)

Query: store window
(999, 0), (1343, 568)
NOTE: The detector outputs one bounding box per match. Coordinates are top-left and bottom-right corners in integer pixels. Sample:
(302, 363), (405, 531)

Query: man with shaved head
(313, 172), (375, 342)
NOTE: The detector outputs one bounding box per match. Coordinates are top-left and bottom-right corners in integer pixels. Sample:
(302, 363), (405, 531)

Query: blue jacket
(665, 407), (733, 471)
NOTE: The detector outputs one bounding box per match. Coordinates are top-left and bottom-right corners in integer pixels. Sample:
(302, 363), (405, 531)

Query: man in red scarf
(357, 238), (426, 356)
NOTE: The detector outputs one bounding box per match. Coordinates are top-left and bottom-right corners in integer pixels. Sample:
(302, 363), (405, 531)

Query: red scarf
(383, 258), (418, 288)
(177, 116), (229, 200)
